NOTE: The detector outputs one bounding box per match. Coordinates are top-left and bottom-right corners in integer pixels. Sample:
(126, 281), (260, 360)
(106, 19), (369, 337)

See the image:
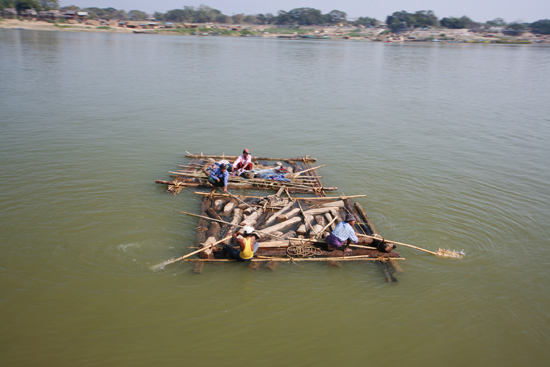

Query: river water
(1, 30), (549, 366)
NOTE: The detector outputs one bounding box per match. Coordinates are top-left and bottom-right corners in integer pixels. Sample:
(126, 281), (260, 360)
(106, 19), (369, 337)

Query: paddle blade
(150, 259), (174, 271)
(436, 248), (465, 258)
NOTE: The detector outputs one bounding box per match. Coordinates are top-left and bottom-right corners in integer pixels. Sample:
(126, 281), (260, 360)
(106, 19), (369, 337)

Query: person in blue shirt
(208, 163), (229, 193)
(326, 214), (358, 251)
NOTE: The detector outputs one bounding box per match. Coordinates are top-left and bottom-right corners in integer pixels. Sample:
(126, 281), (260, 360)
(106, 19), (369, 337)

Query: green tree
(256, 13), (274, 25)
(128, 9), (145, 21)
(486, 17), (506, 27)
(275, 7), (324, 26)
(232, 13), (244, 24)
(153, 12), (164, 21)
(354, 16), (378, 27)
(1, 0), (14, 11)
(413, 10), (439, 28)
(291, 7), (323, 25)
(242, 15), (257, 24)
(440, 16), (476, 29)
(326, 10), (347, 24)
(15, 0), (39, 12)
(386, 11), (415, 32)
(38, 0), (57, 10)
(193, 5), (220, 23)
(165, 9), (186, 23)
(60, 5), (79, 11)
(215, 14), (230, 23)
(530, 19), (550, 34)
(504, 22), (526, 36)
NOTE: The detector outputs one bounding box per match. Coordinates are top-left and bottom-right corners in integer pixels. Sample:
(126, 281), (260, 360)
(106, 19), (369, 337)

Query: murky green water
(1, 30), (549, 366)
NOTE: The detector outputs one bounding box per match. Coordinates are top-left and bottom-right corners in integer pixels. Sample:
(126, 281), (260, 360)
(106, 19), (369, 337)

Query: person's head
(242, 225), (255, 237)
(345, 214), (356, 226)
(219, 163), (227, 171)
(243, 148), (250, 156)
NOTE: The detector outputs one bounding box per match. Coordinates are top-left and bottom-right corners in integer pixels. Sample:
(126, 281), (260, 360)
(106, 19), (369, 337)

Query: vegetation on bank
(1, 1), (549, 36)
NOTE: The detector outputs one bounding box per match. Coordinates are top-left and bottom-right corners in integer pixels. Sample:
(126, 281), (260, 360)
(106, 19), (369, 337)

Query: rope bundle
(286, 244), (322, 258)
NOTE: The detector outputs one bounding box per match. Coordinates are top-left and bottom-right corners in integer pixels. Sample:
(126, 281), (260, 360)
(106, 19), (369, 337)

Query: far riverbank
(1, 18), (549, 44)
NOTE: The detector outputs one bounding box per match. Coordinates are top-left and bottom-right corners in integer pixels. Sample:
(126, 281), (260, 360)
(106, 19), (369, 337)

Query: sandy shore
(2, 18), (548, 43)
(0, 18), (135, 33)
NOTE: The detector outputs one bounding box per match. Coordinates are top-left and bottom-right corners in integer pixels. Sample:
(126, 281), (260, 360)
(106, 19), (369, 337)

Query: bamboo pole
(192, 192), (365, 201)
(185, 153), (317, 162)
(356, 234), (463, 258)
(287, 164), (326, 178)
(150, 235), (232, 270)
(183, 257), (405, 262)
(312, 216), (337, 239)
(297, 200), (314, 232)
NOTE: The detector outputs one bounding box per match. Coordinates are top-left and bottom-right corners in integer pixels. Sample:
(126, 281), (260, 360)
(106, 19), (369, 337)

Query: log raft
(155, 153), (403, 281)
(155, 153), (333, 195)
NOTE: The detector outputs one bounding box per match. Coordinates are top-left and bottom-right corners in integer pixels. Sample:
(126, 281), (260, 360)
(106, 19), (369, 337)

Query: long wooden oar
(150, 235), (231, 271)
(357, 234), (464, 258)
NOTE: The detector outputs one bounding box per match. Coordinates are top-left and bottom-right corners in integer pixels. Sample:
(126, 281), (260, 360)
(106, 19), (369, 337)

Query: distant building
(38, 10), (61, 20)
(2, 8), (17, 19)
(22, 9), (38, 19)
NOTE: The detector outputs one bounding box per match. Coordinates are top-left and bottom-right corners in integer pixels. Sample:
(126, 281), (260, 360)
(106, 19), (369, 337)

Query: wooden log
(264, 261), (278, 271)
(309, 224), (325, 238)
(263, 201), (295, 227)
(314, 215), (327, 227)
(277, 207), (301, 222)
(207, 221), (220, 240)
(248, 262), (262, 270)
(280, 230), (296, 240)
(324, 213), (336, 231)
(193, 262), (205, 274)
(378, 260), (398, 283)
(213, 199), (225, 212)
(261, 216), (302, 234)
(206, 207), (223, 222)
(268, 231), (283, 240)
(223, 208), (243, 244)
(296, 224), (307, 236)
(390, 259), (404, 273)
(222, 198), (238, 216)
(200, 236), (217, 259)
(354, 201), (378, 235)
(302, 207), (341, 216)
(321, 200), (346, 208)
(240, 208), (263, 227)
(197, 198), (212, 244)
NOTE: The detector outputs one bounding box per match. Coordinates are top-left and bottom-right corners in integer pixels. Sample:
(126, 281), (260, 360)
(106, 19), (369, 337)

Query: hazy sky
(61, 1), (549, 23)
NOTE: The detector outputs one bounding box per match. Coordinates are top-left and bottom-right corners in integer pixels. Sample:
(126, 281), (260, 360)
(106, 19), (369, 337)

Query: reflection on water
(1, 30), (549, 366)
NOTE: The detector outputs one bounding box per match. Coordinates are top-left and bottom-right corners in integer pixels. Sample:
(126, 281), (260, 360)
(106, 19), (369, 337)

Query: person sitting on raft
(208, 163), (229, 193)
(223, 226), (259, 262)
(208, 159), (233, 173)
(232, 148), (253, 175)
(326, 214), (358, 251)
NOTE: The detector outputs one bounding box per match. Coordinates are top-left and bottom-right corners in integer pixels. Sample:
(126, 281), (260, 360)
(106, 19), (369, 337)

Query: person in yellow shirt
(222, 226), (259, 262)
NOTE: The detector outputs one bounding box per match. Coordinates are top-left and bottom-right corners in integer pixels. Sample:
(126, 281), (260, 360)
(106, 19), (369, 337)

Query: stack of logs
(192, 192), (400, 263)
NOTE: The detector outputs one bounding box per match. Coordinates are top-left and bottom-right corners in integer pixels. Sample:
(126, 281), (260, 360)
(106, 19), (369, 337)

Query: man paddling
(326, 214), (358, 251)
(223, 226), (260, 262)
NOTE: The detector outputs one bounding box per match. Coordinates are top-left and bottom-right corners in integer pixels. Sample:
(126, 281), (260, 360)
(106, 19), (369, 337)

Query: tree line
(2, 1), (550, 35)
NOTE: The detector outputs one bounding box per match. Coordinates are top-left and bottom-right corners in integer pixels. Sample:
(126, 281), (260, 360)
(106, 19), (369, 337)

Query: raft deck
(156, 153), (404, 282)
(155, 152), (336, 195)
